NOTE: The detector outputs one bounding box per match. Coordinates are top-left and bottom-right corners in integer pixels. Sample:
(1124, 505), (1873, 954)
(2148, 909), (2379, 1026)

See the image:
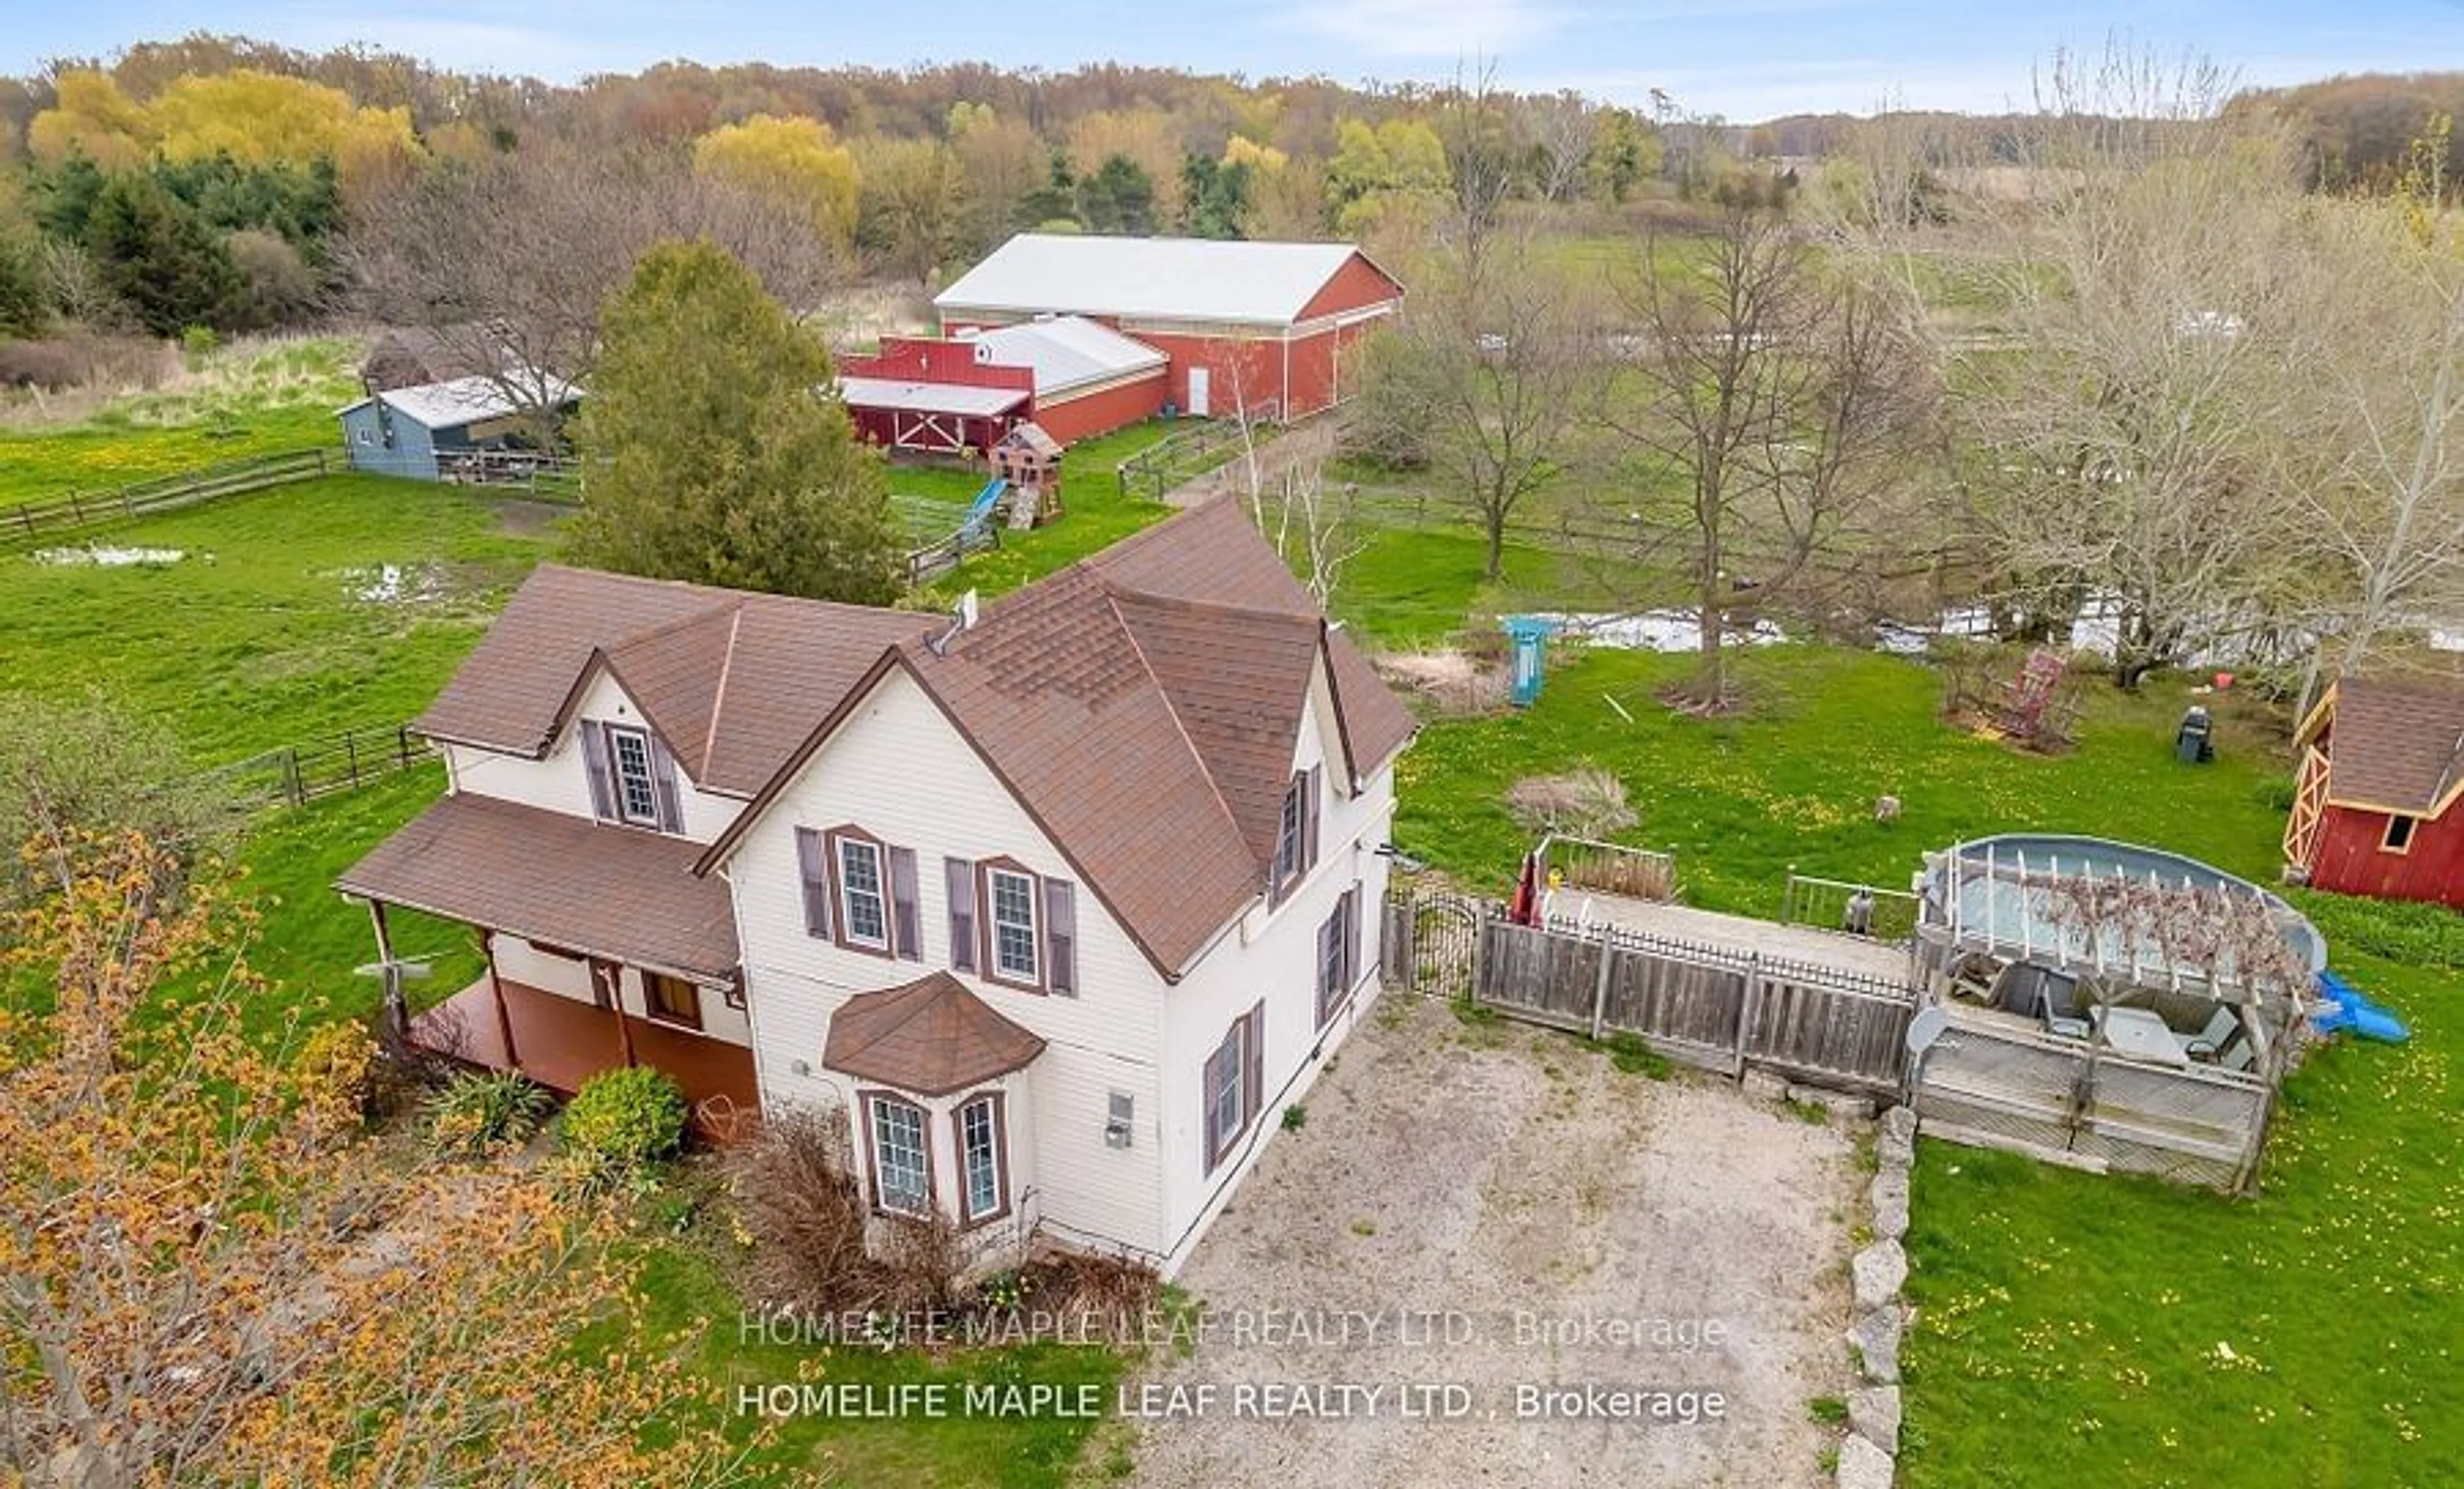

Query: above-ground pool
(1922, 832), (2327, 980)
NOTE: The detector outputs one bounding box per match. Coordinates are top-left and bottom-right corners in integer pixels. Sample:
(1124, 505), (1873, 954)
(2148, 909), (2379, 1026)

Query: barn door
(1186, 368), (1210, 418)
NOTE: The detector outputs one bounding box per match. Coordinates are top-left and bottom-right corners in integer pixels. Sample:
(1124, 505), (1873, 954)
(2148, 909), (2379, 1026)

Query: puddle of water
(339, 562), (450, 605)
(30, 545), (187, 566)
(1534, 609), (1788, 653)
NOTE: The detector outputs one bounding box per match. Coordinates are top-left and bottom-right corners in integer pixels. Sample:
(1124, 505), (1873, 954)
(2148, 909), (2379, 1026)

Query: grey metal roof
(339, 372), (580, 430)
(936, 234), (1386, 327)
(959, 316), (1165, 396)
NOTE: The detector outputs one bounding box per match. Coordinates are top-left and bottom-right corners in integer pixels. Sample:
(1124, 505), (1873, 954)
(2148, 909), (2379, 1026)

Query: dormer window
(606, 725), (662, 826)
(1270, 765), (1322, 903)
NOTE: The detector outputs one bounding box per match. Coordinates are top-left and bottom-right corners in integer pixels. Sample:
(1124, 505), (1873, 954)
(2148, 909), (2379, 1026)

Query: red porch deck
(412, 975), (760, 1137)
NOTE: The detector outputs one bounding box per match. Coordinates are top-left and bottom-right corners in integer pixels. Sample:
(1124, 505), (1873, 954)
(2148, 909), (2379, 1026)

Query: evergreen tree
(568, 239), (903, 604)
(1015, 149), (1081, 230)
(81, 173), (240, 335)
(0, 230), (46, 337)
(1078, 153), (1156, 234)
(1179, 153), (1253, 238)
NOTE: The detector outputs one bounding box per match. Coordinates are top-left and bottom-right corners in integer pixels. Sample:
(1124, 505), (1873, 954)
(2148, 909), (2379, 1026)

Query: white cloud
(1285, 0), (1568, 60)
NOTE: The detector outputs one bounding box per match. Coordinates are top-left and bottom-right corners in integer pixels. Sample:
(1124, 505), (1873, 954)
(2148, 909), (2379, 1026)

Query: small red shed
(836, 316), (1168, 454)
(2284, 677), (2464, 908)
(934, 234), (1405, 421)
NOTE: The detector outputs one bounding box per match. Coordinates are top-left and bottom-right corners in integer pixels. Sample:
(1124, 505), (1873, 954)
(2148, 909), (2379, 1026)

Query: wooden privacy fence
(1471, 910), (1918, 1098)
(1909, 1009), (2271, 1192)
(4, 448), (336, 545)
(192, 722), (432, 808)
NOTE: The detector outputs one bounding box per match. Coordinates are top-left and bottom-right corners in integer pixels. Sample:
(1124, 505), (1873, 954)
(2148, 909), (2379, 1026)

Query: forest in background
(2, 31), (2461, 357)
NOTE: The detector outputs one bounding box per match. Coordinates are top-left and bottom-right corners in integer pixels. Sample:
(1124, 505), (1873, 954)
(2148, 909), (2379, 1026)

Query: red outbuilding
(2283, 677), (2464, 909)
(934, 234), (1405, 421)
(837, 315), (1170, 454)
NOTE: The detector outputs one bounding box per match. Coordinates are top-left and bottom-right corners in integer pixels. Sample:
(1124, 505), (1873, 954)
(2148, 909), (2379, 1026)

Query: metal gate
(1383, 889), (1486, 997)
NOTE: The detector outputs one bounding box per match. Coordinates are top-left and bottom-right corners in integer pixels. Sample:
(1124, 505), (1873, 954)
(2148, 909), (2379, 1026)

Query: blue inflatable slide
(2313, 969), (2410, 1043)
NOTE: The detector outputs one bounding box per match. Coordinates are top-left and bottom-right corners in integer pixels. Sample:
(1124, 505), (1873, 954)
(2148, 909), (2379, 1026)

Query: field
(0, 336), (362, 508)
(6, 377), (2462, 1486)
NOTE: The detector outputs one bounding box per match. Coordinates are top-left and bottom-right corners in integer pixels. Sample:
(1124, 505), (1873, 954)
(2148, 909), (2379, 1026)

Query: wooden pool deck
(1539, 890), (1918, 987)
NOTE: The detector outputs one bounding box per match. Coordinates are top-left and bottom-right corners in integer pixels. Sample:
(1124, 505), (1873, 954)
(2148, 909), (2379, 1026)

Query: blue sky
(10, 1), (2464, 119)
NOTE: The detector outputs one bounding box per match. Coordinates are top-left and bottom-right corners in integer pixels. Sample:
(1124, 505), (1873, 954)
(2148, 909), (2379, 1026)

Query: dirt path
(1124, 995), (1861, 1488)
(1158, 417), (1343, 508)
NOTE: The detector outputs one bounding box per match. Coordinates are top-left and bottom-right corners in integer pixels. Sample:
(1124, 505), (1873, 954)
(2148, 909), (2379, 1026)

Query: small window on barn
(2383, 814), (2418, 854)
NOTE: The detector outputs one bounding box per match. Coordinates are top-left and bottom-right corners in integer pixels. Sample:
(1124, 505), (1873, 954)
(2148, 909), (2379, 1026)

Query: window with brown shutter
(647, 733), (687, 833)
(1202, 1003), (1267, 1174)
(888, 847), (921, 961)
(1044, 879), (1077, 996)
(579, 720), (616, 821)
(945, 856), (977, 973)
(795, 828), (832, 939)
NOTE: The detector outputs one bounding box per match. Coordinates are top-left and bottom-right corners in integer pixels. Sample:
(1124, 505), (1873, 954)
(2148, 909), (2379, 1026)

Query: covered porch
(338, 791), (758, 1138)
(413, 972), (758, 1132)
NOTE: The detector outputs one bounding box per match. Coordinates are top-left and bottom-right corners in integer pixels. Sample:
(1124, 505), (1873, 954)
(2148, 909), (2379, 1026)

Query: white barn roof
(958, 316), (1165, 396)
(836, 378), (1028, 418)
(937, 235), (1389, 328)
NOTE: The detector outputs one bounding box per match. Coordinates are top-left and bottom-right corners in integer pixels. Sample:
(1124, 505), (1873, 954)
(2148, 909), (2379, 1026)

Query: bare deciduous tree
(2282, 130), (2464, 710)
(344, 143), (847, 439)
(1518, 90), (1598, 205)
(1946, 47), (2316, 689)
(1607, 196), (1937, 704)
(1353, 217), (1595, 582)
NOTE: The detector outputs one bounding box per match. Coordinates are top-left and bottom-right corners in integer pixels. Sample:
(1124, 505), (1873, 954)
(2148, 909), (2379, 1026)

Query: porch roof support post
(596, 959), (637, 1068)
(367, 899), (407, 1041)
(480, 929), (519, 1071)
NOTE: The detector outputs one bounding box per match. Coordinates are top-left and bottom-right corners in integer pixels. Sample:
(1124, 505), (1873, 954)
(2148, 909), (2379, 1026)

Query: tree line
(1351, 52), (2464, 709)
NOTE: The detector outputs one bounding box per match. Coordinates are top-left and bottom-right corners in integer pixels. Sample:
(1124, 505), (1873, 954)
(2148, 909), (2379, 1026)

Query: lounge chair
(2185, 1007), (2239, 1062)
(2036, 978), (2092, 1041)
(2218, 1038), (2258, 1074)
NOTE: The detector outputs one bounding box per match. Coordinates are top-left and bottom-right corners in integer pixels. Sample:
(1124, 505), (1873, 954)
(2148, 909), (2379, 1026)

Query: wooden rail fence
(190, 721), (432, 809)
(4, 448), (337, 545)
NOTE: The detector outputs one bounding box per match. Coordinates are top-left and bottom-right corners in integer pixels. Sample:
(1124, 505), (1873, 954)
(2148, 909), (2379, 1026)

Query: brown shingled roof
(416, 565), (934, 795)
(2311, 678), (2464, 817)
(406, 499), (1416, 982)
(823, 972), (1047, 1095)
(697, 497), (1419, 975)
(338, 794), (740, 981)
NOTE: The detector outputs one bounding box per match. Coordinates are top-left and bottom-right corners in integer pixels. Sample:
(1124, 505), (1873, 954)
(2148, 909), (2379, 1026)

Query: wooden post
(1734, 953), (1763, 1079)
(1469, 901), (1492, 1006)
(368, 900), (407, 1040)
(597, 960), (638, 1068)
(480, 930), (520, 1070)
(346, 730), (361, 790)
(1587, 932), (1615, 1042)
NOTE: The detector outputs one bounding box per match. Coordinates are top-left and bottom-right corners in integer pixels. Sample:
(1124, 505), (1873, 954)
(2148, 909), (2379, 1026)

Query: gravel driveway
(1123, 994), (1861, 1488)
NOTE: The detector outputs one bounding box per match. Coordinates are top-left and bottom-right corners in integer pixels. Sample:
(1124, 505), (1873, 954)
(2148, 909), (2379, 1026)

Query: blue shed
(339, 373), (579, 482)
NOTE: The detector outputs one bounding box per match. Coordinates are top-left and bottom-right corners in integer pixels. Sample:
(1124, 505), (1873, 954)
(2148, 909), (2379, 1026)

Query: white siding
(726, 668), (1172, 1258)
(438, 669), (743, 842)
(1152, 660), (1396, 1273)
(486, 933), (753, 1046)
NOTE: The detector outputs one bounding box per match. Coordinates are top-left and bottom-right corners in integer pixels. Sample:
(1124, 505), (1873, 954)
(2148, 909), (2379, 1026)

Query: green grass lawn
(0, 336), (362, 508)
(624, 1230), (1127, 1486)
(1392, 642), (2291, 906)
(1396, 639), (2464, 1486)
(0, 473), (560, 765)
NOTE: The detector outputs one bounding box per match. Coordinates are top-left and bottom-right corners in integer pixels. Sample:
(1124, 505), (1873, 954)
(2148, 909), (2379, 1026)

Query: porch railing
(1781, 869), (1921, 944)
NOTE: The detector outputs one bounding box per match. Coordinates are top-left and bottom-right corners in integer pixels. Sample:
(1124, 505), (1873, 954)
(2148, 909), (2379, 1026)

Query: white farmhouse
(339, 498), (1416, 1273)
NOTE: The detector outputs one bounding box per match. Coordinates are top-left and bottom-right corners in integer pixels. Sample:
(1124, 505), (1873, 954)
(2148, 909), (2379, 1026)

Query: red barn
(2284, 677), (2464, 908)
(934, 234), (1405, 420)
(837, 315), (1170, 454)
